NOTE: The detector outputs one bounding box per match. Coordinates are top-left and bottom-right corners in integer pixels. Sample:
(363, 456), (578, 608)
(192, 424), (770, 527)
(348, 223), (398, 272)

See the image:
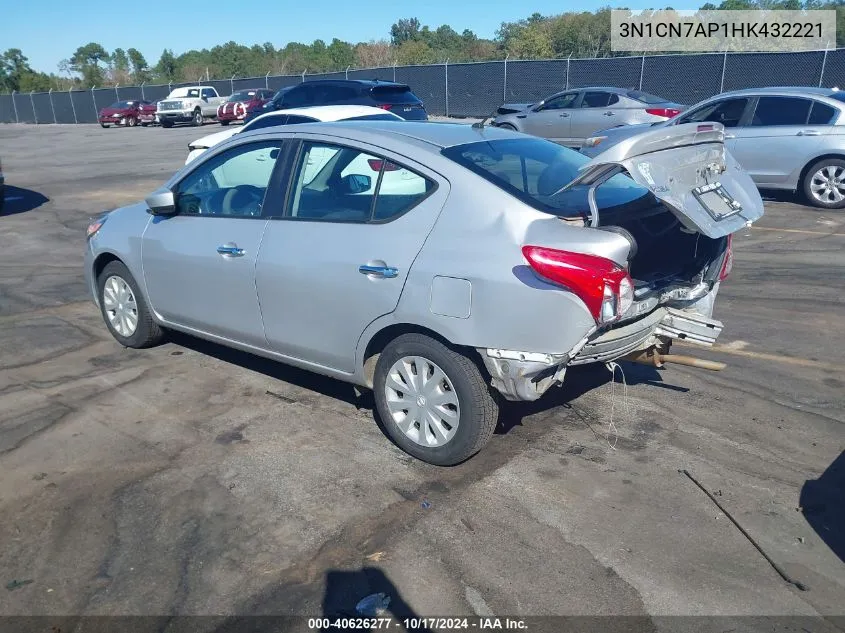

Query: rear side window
(581, 92), (613, 108)
(201, 89), (216, 98)
(370, 85), (419, 104)
(286, 141), (435, 223)
(751, 97), (812, 126)
(809, 101), (837, 124)
(626, 90), (668, 104)
(245, 115), (288, 131)
(318, 85), (359, 102)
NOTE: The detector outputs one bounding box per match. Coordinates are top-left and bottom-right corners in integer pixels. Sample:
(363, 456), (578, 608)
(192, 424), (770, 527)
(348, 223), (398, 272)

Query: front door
(141, 139), (283, 346)
(568, 91), (619, 145)
(255, 138), (448, 373)
(520, 92), (578, 143)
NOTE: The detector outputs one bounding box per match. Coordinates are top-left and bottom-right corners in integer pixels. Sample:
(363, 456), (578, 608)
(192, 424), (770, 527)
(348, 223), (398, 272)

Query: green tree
(155, 49), (178, 82)
(127, 48), (150, 83)
(391, 18), (421, 46)
(70, 42), (109, 87)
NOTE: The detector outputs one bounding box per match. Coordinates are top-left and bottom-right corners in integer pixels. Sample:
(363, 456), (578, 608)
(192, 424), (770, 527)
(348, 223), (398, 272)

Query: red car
(98, 100), (157, 128)
(216, 89), (274, 125)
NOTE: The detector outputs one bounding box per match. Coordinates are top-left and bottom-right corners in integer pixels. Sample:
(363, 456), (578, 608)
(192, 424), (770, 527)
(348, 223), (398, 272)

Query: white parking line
(753, 226), (845, 237)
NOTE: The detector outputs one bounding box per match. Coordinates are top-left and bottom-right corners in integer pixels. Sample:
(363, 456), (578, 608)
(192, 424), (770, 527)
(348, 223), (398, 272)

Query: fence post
(345, 65), (350, 80)
(30, 91), (37, 124)
(393, 61), (396, 82)
(265, 71), (271, 89)
(91, 86), (98, 121)
(720, 51), (728, 93)
(49, 88), (57, 124)
(566, 54), (572, 89)
(11, 91), (19, 123)
(639, 55), (645, 90)
(168, 81), (172, 94)
(69, 87), (77, 124)
(141, 82), (145, 100)
(444, 59), (449, 117)
(819, 47), (829, 87)
(115, 83), (119, 101)
(230, 75), (236, 95)
(301, 69), (307, 83)
(503, 54), (509, 102)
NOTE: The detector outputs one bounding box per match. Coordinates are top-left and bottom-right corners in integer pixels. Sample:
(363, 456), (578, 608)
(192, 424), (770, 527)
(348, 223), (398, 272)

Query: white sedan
(186, 105), (425, 195)
(185, 105), (402, 164)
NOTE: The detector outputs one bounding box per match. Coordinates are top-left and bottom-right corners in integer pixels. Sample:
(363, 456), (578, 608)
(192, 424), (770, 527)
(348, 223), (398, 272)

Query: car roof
(252, 104), (403, 123)
(718, 86), (842, 97)
(240, 120), (516, 153)
(301, 79), (406, 88)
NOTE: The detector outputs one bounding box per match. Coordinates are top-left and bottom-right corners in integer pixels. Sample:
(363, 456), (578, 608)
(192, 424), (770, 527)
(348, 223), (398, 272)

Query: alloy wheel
(102, 275), (138, 337)
(810, 165), (845, 204)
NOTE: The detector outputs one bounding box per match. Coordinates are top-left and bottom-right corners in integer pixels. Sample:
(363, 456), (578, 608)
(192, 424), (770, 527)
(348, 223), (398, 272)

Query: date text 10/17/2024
(307, 617), (529, 630)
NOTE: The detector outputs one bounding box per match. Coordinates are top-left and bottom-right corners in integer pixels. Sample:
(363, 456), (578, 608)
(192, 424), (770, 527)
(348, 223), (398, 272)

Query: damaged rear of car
(440, 122), (763, 402)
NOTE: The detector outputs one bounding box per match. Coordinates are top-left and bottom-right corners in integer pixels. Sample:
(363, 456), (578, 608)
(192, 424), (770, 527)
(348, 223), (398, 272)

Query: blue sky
(3, 0), (656, 74)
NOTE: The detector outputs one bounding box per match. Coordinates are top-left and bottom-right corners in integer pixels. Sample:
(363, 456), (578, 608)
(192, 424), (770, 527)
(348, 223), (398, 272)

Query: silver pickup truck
(156, 86), (227, 128)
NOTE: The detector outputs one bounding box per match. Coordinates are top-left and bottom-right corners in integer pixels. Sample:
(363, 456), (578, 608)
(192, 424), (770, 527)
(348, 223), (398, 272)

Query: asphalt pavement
(0, 123), (842, 630)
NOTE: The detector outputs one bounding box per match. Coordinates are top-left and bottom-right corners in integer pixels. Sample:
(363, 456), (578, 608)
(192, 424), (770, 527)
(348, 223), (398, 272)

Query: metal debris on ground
(421, 500), (432, 509)
(356, 592), (391, 616)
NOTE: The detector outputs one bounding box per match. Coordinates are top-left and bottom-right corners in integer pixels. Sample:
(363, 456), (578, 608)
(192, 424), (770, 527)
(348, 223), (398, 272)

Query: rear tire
(97, 261), (164, 349)
(100, 123), (109, 128)
(220, 120), (230, 126)
(373, 333), (498, 466)
(802, 158), (845, 209)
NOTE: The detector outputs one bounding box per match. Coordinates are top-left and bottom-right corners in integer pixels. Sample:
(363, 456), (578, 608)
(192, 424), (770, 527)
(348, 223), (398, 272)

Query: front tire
(374, 333), (498, 466)
(97, 261), (164, 349)
(192, 109), (203, 127)
(220, 120), (230, 126)
(127, 116), (137, 127)
(803, 158), (845, 209)
(160, 120), (173, 128)
(100, 123), (110, 128)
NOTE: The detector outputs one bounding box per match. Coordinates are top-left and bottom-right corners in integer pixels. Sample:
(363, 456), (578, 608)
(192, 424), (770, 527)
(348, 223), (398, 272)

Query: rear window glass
(245, 114), (290, 131)
(626, 90), (669, 104)
(370, 85), (419, 104)
(342, 113), (401, 121)
(228, 90), (258, 102)
(441, 138), (650, 218)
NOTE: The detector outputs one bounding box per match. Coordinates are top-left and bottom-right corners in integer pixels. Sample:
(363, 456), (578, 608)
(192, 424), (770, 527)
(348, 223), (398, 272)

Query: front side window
(201, 88), (215, 99)
(175, 141), (282, 217)
(540, 93), (578, 111)
(751, 96), (812, 126)
(284, 85), (315, 108)
(677, 98), (749, 128)
(287, 142), (434, 222)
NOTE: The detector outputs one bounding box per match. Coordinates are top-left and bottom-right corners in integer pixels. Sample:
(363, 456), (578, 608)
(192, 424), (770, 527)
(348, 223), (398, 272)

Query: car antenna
(472, 108), (499, 129)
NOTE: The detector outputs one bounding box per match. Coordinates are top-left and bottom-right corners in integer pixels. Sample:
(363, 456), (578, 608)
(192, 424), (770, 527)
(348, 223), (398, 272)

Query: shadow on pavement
(320, 566), (432, 632)
(800, 451), (845, 563)
(1, 185), (49, 216)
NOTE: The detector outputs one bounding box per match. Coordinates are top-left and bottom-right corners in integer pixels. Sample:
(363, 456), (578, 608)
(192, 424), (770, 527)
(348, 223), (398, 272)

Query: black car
(245, 80), (427, 123)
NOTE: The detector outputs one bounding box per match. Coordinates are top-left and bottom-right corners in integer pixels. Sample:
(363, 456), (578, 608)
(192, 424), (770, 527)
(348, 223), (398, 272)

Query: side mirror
(341, 174), (372, 194)
(533, 101), (546, 112)
(146, 190), (177, 215)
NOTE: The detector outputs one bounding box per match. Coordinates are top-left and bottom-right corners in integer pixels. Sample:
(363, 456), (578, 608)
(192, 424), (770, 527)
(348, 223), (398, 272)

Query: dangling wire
(604, 361), (630, 451)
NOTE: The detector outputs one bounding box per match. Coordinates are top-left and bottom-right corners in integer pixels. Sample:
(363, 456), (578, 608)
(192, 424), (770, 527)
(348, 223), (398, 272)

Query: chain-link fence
(4, 48), (845, 124)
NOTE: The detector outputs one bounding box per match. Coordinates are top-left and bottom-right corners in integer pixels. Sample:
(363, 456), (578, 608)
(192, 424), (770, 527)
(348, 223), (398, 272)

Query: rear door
(569, 91), (621, 144)
(520, 92), (578, 143)
(730, 96), (828, 187)
(255, 136), (448, 372)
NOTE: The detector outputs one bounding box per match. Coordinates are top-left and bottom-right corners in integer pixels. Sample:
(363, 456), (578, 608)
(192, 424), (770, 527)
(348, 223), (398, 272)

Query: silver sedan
(581, 87), (845, 209)
(493, 87), (683, 147)
(84, 121), (762, 465)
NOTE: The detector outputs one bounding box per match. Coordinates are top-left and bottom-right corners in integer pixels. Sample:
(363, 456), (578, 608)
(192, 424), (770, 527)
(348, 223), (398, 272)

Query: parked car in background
(493, 87), (684, 147)
(85, 120), (762, 465)
(138, 101), (158, 126)
(245, 80), (427, 124)
(186, 104), (403, 164)
(217, 89), (275, 125)
(581, 87), (845, 209)
(98, 100), (157, 128)
(156, 86), (227, 127)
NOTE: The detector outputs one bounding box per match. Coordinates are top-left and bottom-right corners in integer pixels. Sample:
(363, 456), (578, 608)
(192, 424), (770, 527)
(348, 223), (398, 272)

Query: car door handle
(603, 111), (616, 116)
(217, 244), (245, 257)
(558, 113), (569, 117)
(725, 133), (736, 139)
(797, 130), (820, 136)
(359, 264), (398, 278)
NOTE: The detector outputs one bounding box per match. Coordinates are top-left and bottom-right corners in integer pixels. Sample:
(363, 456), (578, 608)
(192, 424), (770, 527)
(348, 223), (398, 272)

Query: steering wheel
(222, 185), (264, 216)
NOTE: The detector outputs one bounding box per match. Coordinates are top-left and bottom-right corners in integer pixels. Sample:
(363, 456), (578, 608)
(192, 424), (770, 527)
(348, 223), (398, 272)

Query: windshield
(108, 101), (134, 109)
(441, 138), (651, 218)
(228, 90), (257, 102)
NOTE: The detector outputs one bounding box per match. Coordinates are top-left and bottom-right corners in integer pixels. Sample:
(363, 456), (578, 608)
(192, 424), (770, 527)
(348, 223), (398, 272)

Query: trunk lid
(567, 122), (764, 238)
(497, 103), (533, 114)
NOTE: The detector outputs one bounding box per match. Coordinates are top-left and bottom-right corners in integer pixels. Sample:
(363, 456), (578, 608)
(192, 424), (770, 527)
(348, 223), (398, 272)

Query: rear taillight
(522, 246), (633, 324)
(376, 104), (392, 110)
(646, 108), (681, 118)
(367, 159), (400, 172)
(718, 234), (733, 281)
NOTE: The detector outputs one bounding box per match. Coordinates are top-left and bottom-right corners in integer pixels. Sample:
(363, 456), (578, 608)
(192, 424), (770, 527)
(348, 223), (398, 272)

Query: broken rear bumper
(480, 305), (723, 402)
